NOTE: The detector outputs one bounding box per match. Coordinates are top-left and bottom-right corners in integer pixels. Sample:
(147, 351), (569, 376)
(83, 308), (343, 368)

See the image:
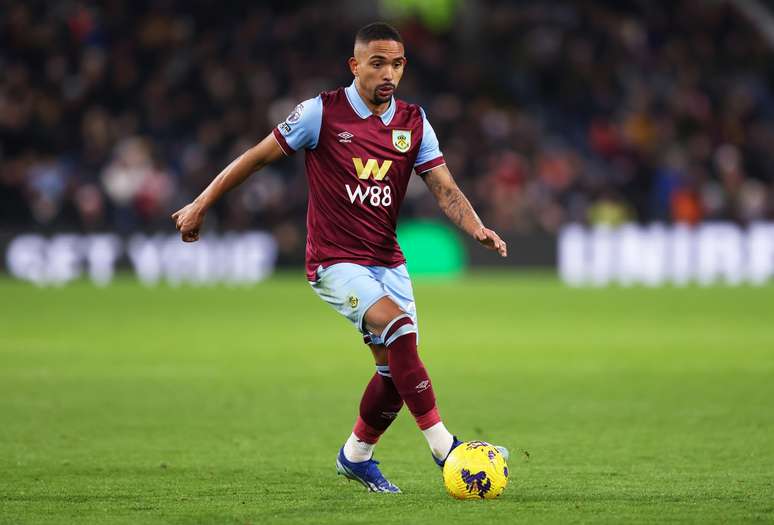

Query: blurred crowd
(2, 0), (773, 253)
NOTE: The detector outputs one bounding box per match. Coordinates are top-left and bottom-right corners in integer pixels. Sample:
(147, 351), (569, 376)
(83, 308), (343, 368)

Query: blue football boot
(336, 448), (401, 493)
(433, 436), (510, 468)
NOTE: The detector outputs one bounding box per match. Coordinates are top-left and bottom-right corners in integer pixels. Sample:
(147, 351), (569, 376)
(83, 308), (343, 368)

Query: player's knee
(382, 314), (416, 348)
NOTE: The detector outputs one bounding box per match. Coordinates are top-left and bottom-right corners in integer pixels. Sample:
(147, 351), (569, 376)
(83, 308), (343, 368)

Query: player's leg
(309, 263), (402, 492)
(335, 333), (403, 492)
(363, 296), (455, 462)
(341, 339), (404, 462)
(366, 266), (511, 469)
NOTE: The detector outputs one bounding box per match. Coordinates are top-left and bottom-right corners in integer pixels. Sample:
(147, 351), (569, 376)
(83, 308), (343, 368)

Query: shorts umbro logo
(338, 131), (354, 143)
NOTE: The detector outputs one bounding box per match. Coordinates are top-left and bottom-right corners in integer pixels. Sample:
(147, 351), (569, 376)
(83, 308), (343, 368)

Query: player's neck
(354, 81), (390, 117)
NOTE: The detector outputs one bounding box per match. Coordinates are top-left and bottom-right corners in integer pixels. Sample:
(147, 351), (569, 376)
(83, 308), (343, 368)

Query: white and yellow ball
(442, 441), (508, 500)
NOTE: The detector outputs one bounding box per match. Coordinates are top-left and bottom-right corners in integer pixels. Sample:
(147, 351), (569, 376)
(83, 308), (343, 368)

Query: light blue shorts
(309, 263), (418, 346)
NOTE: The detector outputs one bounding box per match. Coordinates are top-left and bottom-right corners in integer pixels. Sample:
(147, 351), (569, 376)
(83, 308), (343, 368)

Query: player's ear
(348, 57), (358, 77)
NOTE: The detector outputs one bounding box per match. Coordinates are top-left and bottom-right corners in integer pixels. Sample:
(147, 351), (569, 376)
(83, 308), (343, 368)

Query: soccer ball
(442, 441), (508, 500)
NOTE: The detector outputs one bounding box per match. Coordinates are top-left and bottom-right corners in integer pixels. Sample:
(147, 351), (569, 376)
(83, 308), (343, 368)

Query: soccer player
(172, 22), (508, 493)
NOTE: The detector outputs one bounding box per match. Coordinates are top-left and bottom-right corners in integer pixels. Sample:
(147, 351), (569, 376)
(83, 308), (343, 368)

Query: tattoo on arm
(425, 172), (483, 236)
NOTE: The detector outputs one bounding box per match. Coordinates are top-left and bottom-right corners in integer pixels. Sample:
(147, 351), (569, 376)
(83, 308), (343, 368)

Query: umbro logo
(415, 380), (430, 392)
(337, 131), (354, 143)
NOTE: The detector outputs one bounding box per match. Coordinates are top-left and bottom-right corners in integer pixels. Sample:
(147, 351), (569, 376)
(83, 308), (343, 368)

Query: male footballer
(172, 22), (508, 492)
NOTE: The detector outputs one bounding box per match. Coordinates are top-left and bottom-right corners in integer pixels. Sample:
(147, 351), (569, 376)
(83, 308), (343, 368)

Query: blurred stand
(1, 1), (773, 285)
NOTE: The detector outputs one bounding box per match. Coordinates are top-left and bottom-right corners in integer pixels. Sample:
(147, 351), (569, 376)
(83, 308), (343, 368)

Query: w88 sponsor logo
(346, 157), (393, 207)
(346, 184), (392, 207)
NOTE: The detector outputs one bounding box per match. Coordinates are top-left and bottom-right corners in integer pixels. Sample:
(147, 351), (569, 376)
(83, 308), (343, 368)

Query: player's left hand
(474, 227), (507, 257)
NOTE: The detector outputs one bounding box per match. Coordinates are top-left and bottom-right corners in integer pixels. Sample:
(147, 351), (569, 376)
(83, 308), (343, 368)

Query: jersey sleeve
(272, 96), (323, 155)
(414, 108), (446, 174)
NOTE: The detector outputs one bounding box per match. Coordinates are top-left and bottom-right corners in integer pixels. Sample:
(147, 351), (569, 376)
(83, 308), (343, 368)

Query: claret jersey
(272, 81), (445, 281)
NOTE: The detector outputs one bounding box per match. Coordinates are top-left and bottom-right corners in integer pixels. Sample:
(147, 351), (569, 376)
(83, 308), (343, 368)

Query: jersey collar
(345, 80), (396, 126)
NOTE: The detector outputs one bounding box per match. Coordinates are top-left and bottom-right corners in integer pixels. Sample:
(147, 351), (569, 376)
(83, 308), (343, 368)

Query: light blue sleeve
(276, 96), (323, 151)
(414, 107), (443, 167)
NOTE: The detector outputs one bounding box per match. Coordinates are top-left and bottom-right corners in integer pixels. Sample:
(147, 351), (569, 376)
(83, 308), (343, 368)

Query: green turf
(1, 272), (773, 524)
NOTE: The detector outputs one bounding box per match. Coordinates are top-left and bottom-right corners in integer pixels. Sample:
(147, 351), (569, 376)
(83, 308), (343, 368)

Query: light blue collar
(345, 80), (396, 125)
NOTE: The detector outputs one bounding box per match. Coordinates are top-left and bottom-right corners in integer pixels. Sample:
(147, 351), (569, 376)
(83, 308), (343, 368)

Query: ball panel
(442, 441), (508, 500)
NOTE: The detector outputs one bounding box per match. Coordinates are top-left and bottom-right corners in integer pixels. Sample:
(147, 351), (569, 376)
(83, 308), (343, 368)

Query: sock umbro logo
(415, 380), (430, 392)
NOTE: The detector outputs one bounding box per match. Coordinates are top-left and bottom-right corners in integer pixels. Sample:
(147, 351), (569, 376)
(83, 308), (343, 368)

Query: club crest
(392, 130), (411, 153)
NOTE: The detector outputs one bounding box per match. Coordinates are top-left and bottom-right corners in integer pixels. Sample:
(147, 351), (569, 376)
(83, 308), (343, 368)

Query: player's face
(350, 40), (406, 105)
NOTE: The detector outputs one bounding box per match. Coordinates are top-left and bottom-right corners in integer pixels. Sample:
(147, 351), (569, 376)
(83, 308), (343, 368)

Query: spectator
(1, 0), (772, 239)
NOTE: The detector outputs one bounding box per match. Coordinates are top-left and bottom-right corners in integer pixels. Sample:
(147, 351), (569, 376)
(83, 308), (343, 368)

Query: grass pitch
(1, 272), (773, 524)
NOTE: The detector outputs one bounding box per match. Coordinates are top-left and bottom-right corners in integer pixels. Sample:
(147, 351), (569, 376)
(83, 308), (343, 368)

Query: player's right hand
(171, 203), (205, 242)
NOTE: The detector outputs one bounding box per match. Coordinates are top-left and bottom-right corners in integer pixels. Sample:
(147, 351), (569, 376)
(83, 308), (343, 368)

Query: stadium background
(1, 1), (773, 523)
(3, 0), (774, 278)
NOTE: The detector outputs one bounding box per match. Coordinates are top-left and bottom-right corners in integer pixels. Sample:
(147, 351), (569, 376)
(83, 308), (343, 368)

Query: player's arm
(172, 97), (322, 242)
(421, 164), (507, 257)
(171, 134), (284, 242)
